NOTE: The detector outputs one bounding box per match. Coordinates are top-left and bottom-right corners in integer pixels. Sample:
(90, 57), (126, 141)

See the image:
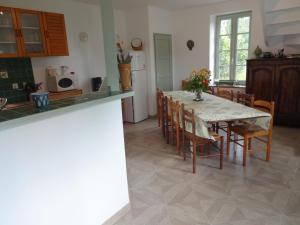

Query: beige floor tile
(112, 119), (300, 225)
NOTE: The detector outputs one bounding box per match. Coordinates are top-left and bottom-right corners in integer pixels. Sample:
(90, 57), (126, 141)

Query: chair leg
(220, 137), (224, 169)
(266, 133), (272, 162)
(158, 113), (160, 127)
(248, 138), (252, 151)
(166, 122), (170, 144)
(163, 119), (165, 134)
(192, 141), (196, 174)
(183, 136), (186, 161)
(176, 128), (180, 155)
(243, 136), (248, 167)
(204, 144), (208, 155)
(226, 127), (231, 156)
(171, 126), (174, 145)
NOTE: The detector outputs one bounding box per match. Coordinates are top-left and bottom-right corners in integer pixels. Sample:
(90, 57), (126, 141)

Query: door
(246, 63), (275, 101)
(15, 9), (47, 57)
(154, 33), (173, 91)
(0, 7), (21, 57)
(276, 65), (300, 126)
(43, 12), (69, 56)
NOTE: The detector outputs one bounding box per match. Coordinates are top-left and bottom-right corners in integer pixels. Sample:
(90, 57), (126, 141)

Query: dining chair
(237, 92), (255, 107)
(216, 88), (234, 101)
(156, 88), (164, 128)
(205, 86), (215, 95)
(226, 100), (275, 167)
(215, 88), (234, 134)
(181, 104), (224, 173)
(182, 80), (188, 90)
(169, 99), (182, 155)
(163, 96), (173, 144)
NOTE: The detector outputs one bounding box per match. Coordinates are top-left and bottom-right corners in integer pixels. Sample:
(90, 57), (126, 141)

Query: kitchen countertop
(0, 90), (134, 131)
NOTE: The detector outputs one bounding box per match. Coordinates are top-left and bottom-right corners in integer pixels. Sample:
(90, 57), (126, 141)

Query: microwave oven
(47, 74), (77, 92)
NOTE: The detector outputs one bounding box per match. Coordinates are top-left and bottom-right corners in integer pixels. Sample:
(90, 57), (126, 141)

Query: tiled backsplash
(0, 58), (35, 103)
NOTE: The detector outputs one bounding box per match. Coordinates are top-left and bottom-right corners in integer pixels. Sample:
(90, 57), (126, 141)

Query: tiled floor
(114, 119), (300, 225)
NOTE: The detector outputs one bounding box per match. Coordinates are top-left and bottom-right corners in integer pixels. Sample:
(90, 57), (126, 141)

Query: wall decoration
(187, 40), (195, 51)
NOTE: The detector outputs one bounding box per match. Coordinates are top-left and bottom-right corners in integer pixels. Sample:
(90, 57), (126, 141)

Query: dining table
(163, 91), (272, 140)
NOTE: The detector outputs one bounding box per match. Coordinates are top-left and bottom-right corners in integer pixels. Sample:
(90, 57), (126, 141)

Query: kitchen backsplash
(0, 58), (35, 103)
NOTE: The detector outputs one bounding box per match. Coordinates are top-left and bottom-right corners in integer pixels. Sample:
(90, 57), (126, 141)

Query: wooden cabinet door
(276, 65), (300, 126)
(246, 64), (275, 101)
(0, 7), (22, 57)
(15, 9), (47, 57)
(43, 12), (69, 56)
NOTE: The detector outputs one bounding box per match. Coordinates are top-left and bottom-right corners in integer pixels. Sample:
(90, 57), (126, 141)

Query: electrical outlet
(12, 83), (19, 90)
(0, 71), (8, 79)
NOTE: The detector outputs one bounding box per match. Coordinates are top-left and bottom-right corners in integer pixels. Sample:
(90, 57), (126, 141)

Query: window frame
(215, 11), (252, 85)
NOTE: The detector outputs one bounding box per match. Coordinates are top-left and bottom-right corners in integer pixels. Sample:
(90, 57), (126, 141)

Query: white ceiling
(73, 0), (232, 10)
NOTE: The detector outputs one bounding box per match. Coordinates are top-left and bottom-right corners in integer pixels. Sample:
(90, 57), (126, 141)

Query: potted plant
(117, 41), (132, 91)
(184, 68), (211, 101)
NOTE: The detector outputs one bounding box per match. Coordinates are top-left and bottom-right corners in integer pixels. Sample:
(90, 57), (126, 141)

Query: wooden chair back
(216, 88), (234, 101)
(169, 99), (181, 127)
(156, 88), (164, 126)
(181, 104), (196, 136)
(166, 96), (173, 116)
(156, 88), (164, 112)
(205, 86), (215, 95)
(182, 80), (188, 90)
(253, 100), (275, 129)
(237, 92), (255, 107)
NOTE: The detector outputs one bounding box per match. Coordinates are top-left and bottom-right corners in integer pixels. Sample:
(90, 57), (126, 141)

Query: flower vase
(194, 90), (203, 102)
(118, 64), (132, 91)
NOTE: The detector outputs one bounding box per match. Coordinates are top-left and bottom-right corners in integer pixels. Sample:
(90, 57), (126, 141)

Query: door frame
(153, 33), (173, 91)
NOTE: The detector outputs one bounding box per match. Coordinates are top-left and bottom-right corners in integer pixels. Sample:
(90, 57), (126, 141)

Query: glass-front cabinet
(16, 9), (47, 56)
(0, 6), (69, 58)
(0, 7), (20, 57)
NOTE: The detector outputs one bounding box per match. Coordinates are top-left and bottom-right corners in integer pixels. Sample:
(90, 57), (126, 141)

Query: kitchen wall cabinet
(43, 12), (69, 56)
(246, 58), (300, 127)
(15, 9), (47, 57)
(0, 6), (21, 57)
(0, 6), (69, 58)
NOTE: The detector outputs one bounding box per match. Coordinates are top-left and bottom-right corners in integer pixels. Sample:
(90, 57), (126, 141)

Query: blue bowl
(31, 92), (49, 108)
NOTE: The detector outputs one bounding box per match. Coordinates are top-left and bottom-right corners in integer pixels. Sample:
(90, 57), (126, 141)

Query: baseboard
(102, 203), (131, 225)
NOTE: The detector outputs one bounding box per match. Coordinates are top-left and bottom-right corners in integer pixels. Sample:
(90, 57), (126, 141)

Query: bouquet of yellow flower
(185, 68), (211, 93)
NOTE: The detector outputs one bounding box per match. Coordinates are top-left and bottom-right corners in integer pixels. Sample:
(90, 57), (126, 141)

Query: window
(215, 11), (251, 84)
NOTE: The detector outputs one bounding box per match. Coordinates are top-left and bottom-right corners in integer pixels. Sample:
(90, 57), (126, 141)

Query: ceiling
(73, 0), (232, 10)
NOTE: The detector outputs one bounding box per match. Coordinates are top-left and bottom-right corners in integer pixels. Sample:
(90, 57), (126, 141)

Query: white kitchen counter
(0, 91), (134, 225)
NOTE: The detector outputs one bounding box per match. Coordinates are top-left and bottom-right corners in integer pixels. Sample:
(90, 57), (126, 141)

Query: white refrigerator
(124, 51), (148, 123)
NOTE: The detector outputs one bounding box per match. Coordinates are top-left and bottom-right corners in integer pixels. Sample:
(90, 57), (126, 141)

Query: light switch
(0, 71), (8, 79)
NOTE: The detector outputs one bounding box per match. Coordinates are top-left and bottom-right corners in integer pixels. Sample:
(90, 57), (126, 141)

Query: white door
(154, 33), (173, 91)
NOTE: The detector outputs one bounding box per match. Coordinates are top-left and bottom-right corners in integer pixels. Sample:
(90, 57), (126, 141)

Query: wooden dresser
(246, 58), (300, 127)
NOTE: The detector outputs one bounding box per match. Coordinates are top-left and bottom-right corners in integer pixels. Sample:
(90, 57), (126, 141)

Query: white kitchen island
(0, 91), (133, 225)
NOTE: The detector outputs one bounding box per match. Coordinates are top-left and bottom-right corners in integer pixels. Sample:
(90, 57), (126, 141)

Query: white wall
(171, 0), (299, 90)
(114, 6), (174, 116)
(0, 100), (129, 225)
(1, 0), (106, 93)
(114, 9), (128, 47)
(147, 6), (174, 115)
(114, 7), (153, 114)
